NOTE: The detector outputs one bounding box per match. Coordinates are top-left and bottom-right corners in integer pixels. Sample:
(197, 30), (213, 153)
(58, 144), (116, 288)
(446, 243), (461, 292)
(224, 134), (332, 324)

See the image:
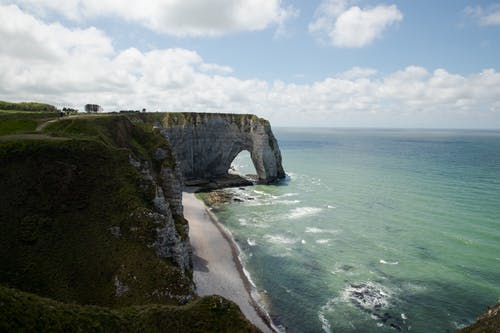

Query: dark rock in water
(233, 198), (244, 202)
(345, 282), (406, 332)
(340, 264), (355, 272)
(390, 323), (402, 331)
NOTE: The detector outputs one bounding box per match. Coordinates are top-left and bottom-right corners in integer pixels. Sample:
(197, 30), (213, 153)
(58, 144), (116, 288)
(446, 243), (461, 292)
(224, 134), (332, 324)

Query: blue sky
(1, 0), (500, 128)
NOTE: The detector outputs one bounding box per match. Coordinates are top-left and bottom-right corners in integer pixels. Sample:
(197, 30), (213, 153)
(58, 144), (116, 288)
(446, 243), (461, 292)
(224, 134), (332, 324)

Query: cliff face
(157, 113), (285, 184)
(0, 116), (194, 307)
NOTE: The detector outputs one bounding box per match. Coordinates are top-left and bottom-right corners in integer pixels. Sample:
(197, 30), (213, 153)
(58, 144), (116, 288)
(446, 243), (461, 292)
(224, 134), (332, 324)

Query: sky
(1, 0), (500, 128)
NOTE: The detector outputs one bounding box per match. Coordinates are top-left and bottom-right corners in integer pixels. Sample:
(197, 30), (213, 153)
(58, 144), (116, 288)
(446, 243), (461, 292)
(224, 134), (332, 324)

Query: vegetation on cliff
(457, 303), (500, 333)
(0, 104), (260, 332)
(0, 285), (259, 333)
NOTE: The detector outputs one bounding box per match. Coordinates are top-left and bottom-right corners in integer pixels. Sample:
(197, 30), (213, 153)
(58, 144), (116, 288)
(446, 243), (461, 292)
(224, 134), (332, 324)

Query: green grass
(0, 139), (192, 307)
(0, 100), (58, 112)
(0, 285), (259, 333)
(0, 107), (58, 136)
(43, 116), (174, 163)
(0, 119), (37, 135)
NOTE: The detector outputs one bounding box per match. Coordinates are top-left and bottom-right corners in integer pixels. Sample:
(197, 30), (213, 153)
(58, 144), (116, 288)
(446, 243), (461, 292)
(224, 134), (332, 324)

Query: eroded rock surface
(158, 113), (285, 184)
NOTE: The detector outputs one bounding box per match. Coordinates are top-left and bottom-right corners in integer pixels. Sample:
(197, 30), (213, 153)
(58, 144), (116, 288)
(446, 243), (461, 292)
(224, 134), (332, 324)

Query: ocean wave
(316, 239), (330, 244)
(305, 227), (339, 234)
(288, 207), (323, 219)
(342, 282), (392, 311)
(318, 298), (335, 333)
(275, 199), (301, 205)
(264, 234), (296, 245)
(379, 259), (399, 265)
(279, 192), (300, 198)
(247, 238), (256, 246)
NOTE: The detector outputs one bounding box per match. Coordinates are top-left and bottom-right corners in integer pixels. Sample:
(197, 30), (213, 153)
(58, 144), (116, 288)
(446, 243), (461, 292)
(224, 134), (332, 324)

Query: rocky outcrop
(458, 302), (500, 333)
(157, 113), (285, 184)
(129, 145), (191, 275)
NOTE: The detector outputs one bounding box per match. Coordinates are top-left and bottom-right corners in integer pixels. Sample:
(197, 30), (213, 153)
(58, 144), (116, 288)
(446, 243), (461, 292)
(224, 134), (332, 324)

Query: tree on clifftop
(84, 104), (102, 113)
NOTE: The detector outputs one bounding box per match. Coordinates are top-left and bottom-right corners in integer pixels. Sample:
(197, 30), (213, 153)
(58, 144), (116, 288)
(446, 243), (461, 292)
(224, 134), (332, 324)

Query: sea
(211, 128), (500, 333)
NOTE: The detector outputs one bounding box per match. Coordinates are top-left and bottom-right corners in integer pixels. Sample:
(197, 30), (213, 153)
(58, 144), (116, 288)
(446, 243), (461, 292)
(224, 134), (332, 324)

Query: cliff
(457, 302), (500, 333)
(1, 116), (193, 307)
(154, 113), (285, 184)
(0, 109), (277, 332)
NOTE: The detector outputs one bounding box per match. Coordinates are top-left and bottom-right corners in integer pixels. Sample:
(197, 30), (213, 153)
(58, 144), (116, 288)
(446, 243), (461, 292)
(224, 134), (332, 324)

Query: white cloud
(336, 67), (378, 79)
(8, 0), (298, 36)
(464, 4), (500, 26)
(309, 0), (403, 47)
(1, 5), (499, 128)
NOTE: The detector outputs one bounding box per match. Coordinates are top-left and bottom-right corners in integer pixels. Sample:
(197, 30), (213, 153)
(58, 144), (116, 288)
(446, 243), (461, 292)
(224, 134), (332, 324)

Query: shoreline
(183, 190), (277, 333)
(204, 207), (278, 333)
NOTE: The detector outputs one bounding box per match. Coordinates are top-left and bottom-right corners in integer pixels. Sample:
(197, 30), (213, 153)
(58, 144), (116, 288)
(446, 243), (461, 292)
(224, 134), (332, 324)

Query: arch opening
(228, 150), (258, 180)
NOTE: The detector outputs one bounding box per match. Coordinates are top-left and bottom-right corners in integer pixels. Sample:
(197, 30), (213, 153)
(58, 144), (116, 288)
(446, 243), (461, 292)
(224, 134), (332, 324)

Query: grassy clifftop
(0, 101), (58, 136)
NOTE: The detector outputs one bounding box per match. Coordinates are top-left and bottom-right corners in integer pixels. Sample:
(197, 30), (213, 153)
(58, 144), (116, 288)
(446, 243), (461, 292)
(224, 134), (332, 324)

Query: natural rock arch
(159, 113), (285, 184)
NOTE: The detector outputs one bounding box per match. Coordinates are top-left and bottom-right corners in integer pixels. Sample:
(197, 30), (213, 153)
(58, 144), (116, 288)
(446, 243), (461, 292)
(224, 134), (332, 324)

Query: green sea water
(211, 128), (500, 333)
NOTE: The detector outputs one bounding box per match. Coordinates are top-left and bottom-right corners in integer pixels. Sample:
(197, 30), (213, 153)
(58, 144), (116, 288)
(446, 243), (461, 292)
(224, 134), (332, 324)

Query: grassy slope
(0, 285), (259, 333)
(0, 103), (57, 135)
(0, 108), (260, 332)
(0, 100), (58, 112)
(0, 138), (192, 307)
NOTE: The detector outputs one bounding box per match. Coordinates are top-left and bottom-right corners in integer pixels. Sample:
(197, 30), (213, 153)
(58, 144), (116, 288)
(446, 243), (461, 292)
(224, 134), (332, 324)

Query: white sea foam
(342, 282), (392, 310)
(305, 227), (339, 234)
(318, 311), (332, 333)
(318, 298), (335, 333)
(264, 234), (296, 245)
(247, 238), (256, 246)
(238, 218), (248, 226)
(288, 207), (323, 219)
(327, 205), (336, 209)
(401, 313), (407, 320)
(379, 259), (399, 265)
(275, 199), (301, 205)
(253, 190), (270, 196)
(316, 239), (330, 244)
(279, 192), (299, 198)
(305, 227), (323, 233)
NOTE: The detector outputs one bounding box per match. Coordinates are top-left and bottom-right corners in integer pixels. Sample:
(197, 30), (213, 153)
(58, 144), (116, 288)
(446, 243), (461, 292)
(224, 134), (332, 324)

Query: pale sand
(183, 191), (273, 333)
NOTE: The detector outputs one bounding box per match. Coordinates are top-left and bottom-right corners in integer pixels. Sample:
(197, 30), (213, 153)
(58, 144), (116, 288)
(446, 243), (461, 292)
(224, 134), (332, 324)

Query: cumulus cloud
(1, 5), (499, 128)
(9, 0), (298, 36)
(464, 4), (500, 26)
(309, 0), (403, 47)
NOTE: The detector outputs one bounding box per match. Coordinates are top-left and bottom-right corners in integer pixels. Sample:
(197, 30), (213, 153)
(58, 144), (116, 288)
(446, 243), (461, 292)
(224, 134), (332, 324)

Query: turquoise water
(213, 128), (500, 333)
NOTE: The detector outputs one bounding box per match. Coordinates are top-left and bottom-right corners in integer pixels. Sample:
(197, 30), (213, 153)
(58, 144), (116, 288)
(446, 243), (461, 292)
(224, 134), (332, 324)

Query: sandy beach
(183, 191), (273, 333)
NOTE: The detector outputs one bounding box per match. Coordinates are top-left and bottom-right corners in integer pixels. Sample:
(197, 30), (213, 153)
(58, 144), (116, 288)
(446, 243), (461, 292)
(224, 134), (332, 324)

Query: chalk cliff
(156, 113), (285, 184)
(0, 110), (287, 332)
